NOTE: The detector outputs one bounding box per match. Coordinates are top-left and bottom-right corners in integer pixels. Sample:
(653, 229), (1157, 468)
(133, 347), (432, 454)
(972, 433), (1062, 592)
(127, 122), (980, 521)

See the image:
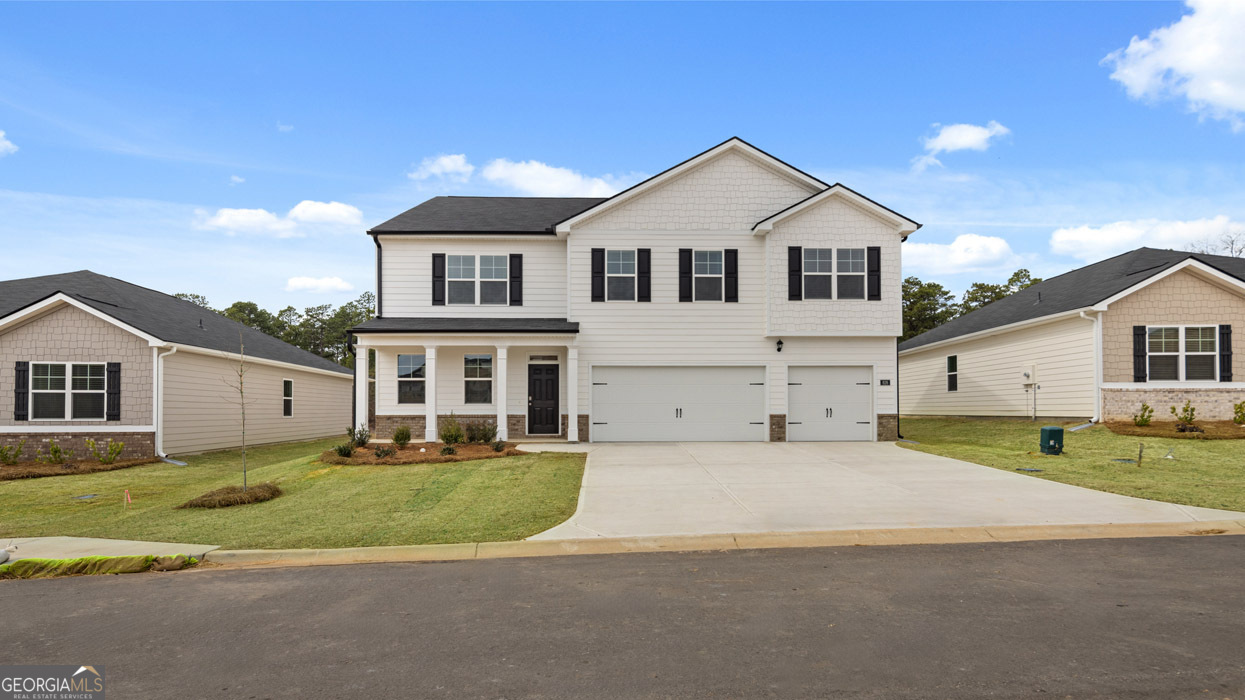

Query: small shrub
(492, 440), (506, 452)
(439, 413), (465, 445)
(334, 443), (354, 458)
(392, 425), (412, 448)
(0, 440), (25, 466)
(85, 438), (125, 465)
(346, 427), (371, 448)
(1132, 402), (1154, 427)
(36, 441), (73, 465)
(1170, 400), (1197, 426)
(1234, 400), (1245, 426)
(373, 445), (397, 458)
(439, 444), (457, 456)
(466, 421), (498, 444)
(178, 482), (282, 509)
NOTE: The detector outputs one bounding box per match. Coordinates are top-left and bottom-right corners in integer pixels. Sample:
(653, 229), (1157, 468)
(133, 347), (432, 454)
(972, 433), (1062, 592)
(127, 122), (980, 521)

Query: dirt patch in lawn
(320, 443), (526, 466)
(1104, 421), (1245, 440)
(0, 458), (160, 481)
(178, 482), (283, 509)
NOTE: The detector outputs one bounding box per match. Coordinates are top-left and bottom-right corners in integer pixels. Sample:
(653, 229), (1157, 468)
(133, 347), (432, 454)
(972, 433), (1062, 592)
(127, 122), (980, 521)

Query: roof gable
(752, 184), (920, 237)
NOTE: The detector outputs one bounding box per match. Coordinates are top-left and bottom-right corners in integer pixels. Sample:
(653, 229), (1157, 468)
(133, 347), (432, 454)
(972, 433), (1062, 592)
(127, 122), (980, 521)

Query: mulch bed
(178, 482), (283, 509)
(0, 458), (161, 481)
(320, 443), (526, 466)
(1104, 421), (1245, 440)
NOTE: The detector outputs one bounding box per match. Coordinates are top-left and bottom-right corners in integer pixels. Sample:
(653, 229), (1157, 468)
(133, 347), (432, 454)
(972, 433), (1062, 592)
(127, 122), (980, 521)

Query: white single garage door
(591, 366), (767, 442)
(787, 366), (874, 441)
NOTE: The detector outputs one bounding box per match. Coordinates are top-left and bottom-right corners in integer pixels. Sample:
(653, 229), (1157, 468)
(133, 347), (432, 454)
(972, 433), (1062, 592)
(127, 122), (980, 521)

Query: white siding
(898, 315), (1096, 418)
(374, 345), (568, 417)
(162, 351), (352, 455)
(379, 236), (567, 318)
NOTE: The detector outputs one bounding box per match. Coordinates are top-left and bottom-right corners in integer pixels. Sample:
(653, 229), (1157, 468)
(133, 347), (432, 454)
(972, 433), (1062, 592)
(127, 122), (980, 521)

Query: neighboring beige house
(0, 271), (353, 459)
(351, 137), (920, 443)
(898, 248), (1243, 422)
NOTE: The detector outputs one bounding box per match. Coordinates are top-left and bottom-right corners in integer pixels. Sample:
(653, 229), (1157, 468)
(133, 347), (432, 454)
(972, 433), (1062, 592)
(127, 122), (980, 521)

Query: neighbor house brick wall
(0, 431), (154, 461)
(1102, 270), (1245, 383)
(0, 304), (153, 427)
(1102, 388), (1244, 422)
(876, 414), (899, 441)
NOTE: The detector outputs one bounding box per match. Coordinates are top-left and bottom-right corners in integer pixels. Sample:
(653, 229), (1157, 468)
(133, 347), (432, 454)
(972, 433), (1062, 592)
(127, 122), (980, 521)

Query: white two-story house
(349, 138), (919, 443)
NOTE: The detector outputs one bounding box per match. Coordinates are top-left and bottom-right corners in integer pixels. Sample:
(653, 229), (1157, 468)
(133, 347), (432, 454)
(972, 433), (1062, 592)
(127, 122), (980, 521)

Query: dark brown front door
(528, 364), (560, 435)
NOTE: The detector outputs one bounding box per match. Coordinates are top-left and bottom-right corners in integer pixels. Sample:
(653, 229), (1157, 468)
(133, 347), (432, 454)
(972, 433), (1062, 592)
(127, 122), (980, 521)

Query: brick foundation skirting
(0, 432), (154, 461)
(876, 414), (899, 442)
(769, 414), (787, 442)
(1102, 387), (1245, 422)
(372, 415), (425, 441)
(374, 414), (590, 442)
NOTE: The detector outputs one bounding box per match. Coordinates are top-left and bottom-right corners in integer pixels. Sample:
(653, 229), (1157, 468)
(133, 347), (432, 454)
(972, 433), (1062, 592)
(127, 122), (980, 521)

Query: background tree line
(902, 269), (1041, 341)
(173, 291), (375, 368)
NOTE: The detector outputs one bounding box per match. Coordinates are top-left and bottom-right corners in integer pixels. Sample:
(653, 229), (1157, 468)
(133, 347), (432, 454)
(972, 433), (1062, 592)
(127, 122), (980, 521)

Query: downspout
(895, 343), (902, 440)
(1079, 311), (1102, 423)
(155, 345), (178, 458)
(372, 234), (383, 318)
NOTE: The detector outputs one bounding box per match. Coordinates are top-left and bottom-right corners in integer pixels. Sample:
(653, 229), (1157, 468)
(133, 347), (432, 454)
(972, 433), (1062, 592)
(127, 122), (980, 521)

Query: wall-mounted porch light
(776, 339), (784, 353)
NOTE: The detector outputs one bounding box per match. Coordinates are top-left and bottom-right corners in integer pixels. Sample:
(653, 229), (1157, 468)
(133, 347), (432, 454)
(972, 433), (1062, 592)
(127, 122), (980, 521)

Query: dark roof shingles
(369, 196), (607, 234)
(351, 317), (578, 334)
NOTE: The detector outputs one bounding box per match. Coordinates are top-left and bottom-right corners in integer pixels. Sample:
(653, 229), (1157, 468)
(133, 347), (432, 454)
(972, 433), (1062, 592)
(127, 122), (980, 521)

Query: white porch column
(424, 346), (438, 442)
(567, 346), (579, 442)
(495, 347), (509, 441)
(354, 344), (370, 432)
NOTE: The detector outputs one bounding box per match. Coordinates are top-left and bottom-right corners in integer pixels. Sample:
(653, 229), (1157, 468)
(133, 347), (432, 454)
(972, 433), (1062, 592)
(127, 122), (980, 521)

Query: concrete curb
(204, 519), (1245, 569)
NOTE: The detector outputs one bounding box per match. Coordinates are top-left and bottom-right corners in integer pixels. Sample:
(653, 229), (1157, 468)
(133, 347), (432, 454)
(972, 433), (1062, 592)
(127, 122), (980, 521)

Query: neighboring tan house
(350, 137), (920, 443)
(898, 248), (1243, 422)
(0, 271), (353, 459)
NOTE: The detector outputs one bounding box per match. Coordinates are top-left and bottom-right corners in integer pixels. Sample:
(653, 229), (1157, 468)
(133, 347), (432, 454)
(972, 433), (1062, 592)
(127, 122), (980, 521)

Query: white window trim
(282, 378), (293, 418)
(447, 254), (509, 306)
(464, 353), (494, 405)
(1147, 324), (1220, 383)
(30, 361), (107, 422)
(947, 355), (958, 392)
(802, 248), (834, 300)
(528, 354), (559, 364)
(692, 249), (725, 303)
(396, 354), (426, 405)
(605, 249), (637, 302)
(836, 248), (867, 300)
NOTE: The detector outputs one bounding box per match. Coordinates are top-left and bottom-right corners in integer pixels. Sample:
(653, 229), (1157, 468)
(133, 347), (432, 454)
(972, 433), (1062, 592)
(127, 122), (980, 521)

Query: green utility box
(1040, 426), (1064, 455)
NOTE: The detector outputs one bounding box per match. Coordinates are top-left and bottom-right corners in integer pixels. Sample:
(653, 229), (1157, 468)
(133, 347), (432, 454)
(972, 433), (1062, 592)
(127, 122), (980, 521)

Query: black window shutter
(866, 246), (882, 301)
(637, 249), (651, 302)
(724, 249), (739, 303)
(14, 361), (28, 422)
(105, 362), (121, 421)
(509, 254), (523, 306)
(678, 249), (693, 302)
(591, 248), (605, 302)
(1220, 325), (1233, 382)
(1132, 326), (1147, 382)
(788, 247), (802, 301)
(431, 254), (446, 306)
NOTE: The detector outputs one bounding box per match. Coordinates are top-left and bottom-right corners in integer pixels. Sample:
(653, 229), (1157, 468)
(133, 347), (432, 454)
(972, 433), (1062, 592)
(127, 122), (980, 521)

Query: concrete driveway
(531, 442), (1243, 539)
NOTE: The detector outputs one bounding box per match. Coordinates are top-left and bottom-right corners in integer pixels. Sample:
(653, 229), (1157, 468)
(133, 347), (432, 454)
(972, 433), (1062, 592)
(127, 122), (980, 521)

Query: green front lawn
(897, 417), (1245, 513)
(0, 438), (587, 549)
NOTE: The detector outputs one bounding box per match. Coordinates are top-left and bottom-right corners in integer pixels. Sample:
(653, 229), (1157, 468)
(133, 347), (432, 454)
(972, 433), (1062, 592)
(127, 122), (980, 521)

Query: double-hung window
(397, 354), (426, 404)
(447, 255), (509, 305)
(803, 248), (833, 299)
(464, 354), (492, 404)
(946, 356), (958, 392)
(693, 250), (724, 301)
(836, 248), (866, 299)
(606, 250), (636, 301)
(31, 362), (105, 420)
(283, 380), (293, 417)
(1149, 326), (1217, 381)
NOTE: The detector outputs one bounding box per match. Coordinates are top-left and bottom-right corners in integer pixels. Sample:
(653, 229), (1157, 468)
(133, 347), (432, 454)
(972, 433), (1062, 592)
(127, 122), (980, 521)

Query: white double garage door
(591, 365), (874, 442)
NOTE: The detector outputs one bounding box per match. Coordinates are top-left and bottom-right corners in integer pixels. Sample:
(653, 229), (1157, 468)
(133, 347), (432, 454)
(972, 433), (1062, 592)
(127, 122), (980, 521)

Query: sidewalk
(5, 536), (219, 561)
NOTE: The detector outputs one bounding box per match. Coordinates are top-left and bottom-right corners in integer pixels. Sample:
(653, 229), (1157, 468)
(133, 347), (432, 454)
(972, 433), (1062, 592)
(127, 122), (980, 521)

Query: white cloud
(229, 175), (245, 185)
(277, 122), (294, 133)
(286, 200), (363, 226)
(1050, 216), (1245, 261)
(912, 121), (1011, 172)
(408, 154), (475, 183)
(902, 234), (1022, 275)
(0, 130), (17, 157)
(481, 158), (620, 197)
(202, 207), (298, 237)
(284, 276), (354, 293)
(1103, 0), (1245, 131)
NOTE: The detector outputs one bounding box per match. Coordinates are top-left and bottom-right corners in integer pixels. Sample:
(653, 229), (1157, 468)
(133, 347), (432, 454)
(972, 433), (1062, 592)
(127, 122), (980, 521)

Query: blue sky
(2, 1), (1243, 309)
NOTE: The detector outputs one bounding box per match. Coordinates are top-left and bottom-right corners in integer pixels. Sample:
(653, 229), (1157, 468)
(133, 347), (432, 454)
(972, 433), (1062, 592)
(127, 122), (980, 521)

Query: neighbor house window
(464, 354), (492, 404)
(446, 255), (508, 306)
(947, 355), (958, 392)
(837, 248), (866, 299)
(397, 354), (426, 404)
(31, 362), (105, 420)
(693, 250), (724, 301)
(606, 249), (636, 301)
(283, 380), (293, 417)
(803, 248), (833, 300)
(1150, 326), (1217, 381)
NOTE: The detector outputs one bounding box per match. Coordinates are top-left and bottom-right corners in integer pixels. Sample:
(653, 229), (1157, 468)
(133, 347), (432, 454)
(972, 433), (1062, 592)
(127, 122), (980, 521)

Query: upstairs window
(447, 255), (508, 305)
(606, 250), (636, 301)
(397, 354), (426, 404)
(283, 380), (293, 417)
(836, 248), (866, 299)
(693, 250), (724, 301)
(464, 354), (493, 404)
(803, 248), (833, 300)
(946, 355), (958, 392)
(1150, 326), (1217, 381)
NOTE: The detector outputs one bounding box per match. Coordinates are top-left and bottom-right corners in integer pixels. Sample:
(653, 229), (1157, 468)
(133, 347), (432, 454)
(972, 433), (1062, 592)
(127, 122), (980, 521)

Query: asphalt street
(3, 536), (1243, 699)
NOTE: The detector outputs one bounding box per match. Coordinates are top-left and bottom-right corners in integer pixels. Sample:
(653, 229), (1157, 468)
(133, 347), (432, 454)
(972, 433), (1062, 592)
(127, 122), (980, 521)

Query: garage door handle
(826, 408), (832, 418)
(856, 382), (870, 385)
(788, 421), (802, 425)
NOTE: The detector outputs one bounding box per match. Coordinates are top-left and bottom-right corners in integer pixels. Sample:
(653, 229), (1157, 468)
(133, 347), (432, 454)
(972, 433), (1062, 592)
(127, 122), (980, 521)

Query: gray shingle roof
(351, 317), (579, 334)
(899, 248), (1245, 352)
(369, 196), (607, 234)
(0, 271), (352, 374)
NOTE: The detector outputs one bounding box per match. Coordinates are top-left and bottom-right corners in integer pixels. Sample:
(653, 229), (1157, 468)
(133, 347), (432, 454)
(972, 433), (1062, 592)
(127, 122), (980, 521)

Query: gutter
(1080, 311), (1102, 423)
(155, 345), (178, 458)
